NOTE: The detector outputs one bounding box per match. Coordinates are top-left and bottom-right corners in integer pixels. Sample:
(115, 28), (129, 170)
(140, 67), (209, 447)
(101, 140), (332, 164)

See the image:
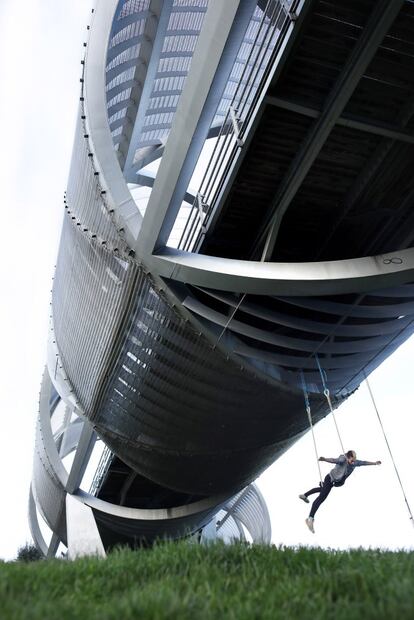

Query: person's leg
(309, 475), (333, 518)
(300, 481), (323, 504)
(304, 485), (322, 498)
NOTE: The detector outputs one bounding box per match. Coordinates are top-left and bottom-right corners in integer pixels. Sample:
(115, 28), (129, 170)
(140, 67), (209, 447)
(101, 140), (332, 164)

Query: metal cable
(315, 354), (345, 454)
(216, 293), (247, 344)
(365, 374), (414, 529)
(300, 371), (322, 483)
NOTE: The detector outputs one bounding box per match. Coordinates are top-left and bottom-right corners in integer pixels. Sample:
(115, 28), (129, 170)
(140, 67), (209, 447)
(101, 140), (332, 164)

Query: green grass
(1, 542), (414, 619)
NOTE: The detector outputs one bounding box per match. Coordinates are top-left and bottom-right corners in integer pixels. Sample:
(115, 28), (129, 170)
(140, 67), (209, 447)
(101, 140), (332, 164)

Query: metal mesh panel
(53, 218), (138, 417)
(55, 88), (141, 418)
(173, 0), (209, 7)
(84, 266), (317, 495)
(66, 105), (129, 250)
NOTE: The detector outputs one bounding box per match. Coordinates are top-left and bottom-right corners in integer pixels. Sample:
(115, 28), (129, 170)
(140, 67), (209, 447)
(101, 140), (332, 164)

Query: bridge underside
(201, 0), (414, 263)
(30, 0), (414, 556)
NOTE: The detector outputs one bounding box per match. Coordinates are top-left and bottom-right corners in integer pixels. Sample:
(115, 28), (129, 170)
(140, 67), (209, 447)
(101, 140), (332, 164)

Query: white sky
(0, 0), (413, 561)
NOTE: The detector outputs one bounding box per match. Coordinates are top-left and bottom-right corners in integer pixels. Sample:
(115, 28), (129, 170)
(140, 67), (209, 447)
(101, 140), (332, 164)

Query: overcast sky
(0, 0), (413, 561)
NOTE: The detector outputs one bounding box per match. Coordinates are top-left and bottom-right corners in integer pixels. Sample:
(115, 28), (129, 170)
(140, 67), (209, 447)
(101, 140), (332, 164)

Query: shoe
(305, 517), (315, 533)
(299, 494), (309, 503)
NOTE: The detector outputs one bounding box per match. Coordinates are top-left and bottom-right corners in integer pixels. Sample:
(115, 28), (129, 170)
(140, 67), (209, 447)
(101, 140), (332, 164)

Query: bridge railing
(175, 0), (295, 253)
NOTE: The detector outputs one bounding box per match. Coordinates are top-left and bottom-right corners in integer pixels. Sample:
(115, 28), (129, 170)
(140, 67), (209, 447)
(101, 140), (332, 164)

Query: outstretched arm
(355, 460), (381, 466)
(319, 456), (341, 464)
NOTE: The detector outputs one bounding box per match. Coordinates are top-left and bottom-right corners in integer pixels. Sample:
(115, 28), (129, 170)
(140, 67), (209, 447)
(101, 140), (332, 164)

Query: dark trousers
(305, 474), (334, 518)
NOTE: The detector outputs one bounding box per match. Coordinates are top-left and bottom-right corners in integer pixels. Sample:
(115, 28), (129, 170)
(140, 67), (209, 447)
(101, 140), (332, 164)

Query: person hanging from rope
(299, 450), (381, 533)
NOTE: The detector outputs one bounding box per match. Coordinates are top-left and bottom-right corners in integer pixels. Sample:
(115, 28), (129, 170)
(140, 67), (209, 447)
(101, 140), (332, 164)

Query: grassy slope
(1, 542), (414, 620)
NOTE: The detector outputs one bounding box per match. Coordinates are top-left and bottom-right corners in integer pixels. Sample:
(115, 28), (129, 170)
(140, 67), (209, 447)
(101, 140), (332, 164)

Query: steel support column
(66, 421), (97, 495)
(66, 494), (106, 559)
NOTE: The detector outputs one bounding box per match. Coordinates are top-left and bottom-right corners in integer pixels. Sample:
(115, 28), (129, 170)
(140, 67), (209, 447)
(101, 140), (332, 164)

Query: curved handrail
(151, 246), (414, 296)
(84, 0), (142, 248)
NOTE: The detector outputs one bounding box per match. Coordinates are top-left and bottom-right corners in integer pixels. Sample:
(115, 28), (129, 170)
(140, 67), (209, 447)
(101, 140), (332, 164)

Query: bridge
(30, 0), (414, 557)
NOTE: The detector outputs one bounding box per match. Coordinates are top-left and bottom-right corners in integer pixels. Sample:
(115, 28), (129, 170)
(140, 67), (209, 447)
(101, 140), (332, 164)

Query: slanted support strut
(229, 106), (244, 147)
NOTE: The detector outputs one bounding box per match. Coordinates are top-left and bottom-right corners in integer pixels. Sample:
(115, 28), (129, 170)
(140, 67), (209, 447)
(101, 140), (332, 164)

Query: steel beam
(125, 124), (224, 182)
(265, 95), (414, 144)
(149, 245), (414, 296)
(182, 294), (398, 354)
(66, 420), (97, 494)
(46, 533), (60, 559)
(189, 286), (412, 336)
(134, 168), (196, 204)
(119, 471), (138, 506)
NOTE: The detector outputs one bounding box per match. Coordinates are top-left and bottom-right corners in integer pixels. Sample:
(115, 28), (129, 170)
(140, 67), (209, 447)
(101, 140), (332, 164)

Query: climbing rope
(364, 373), (414, 529)
(315, 354), (345, 454)
(300, 371), (323, 484)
